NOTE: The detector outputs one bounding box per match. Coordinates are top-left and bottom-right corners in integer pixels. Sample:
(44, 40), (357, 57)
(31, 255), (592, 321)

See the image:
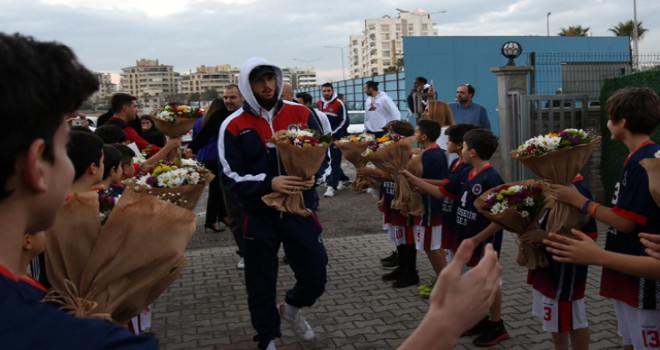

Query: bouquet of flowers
(512, 128), (600, 235)
(127, 158), (214, 211)
(365, 134), (424, 216)
(640, 150), (660, 207)
(262, 126), (332, 216)
(336, 133), (380, 191)
(152, 102), (204, 138)
(475, 180), (552, 269)
(44, 189), (196, 324)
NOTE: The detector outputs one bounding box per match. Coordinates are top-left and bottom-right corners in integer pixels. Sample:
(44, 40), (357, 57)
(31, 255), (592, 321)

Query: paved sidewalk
(152, 231), (621, 349)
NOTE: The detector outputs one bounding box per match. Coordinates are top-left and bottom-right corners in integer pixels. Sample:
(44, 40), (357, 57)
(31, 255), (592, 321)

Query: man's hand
(272, 175), (308, 194)
(164, 136), (182, 150)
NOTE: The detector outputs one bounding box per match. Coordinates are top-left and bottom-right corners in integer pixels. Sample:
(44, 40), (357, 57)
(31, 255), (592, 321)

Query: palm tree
(609, 20), (648, 40)
(558, 25), (590, 36)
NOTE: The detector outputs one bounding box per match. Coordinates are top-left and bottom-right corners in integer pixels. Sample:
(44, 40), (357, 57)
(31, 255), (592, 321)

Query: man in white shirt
(364, 80), (401, 137)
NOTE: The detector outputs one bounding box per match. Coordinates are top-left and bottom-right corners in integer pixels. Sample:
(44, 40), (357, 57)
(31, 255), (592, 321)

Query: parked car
(347, 111), (365, 134)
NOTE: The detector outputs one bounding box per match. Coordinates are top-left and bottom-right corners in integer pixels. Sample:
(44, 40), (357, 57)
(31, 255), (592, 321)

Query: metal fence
(527, 52), (660, 103)
(296, 71), (408, 112)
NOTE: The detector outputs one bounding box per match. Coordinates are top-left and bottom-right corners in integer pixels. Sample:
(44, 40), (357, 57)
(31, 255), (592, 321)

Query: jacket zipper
(262, 107), (284, 218)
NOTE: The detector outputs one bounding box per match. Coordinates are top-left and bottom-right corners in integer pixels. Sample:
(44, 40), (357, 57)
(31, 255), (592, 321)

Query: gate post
(490, 65), (533, 182)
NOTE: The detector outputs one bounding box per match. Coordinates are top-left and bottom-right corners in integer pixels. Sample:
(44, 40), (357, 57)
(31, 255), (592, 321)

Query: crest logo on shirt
(472, 184), (482, 196)
(329, 107), (334, 112)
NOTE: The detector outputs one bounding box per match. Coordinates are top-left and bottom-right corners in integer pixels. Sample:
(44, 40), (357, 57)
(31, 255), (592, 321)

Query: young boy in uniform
(548, 87), (660, 350)
(404, 128), (509, 347)
(412, 120), (448, 278)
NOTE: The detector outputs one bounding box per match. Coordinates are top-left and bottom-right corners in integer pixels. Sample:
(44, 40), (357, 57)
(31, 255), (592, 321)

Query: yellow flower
(176, 106), (188, 112)
(377, 136), (390, 143)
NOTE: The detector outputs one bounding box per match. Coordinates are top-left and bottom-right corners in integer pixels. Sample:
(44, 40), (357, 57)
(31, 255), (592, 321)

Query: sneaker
(336, 180), (351, 191)
(473, 320), (510, 347)
(381, 255), (400, 269)
(236, 257), (245, 270)
(278, 302), (315, 341)
(462, 316), (490, 337)
(380, 251), (398, 263)
(323, 187), (336, 198)
(381, 268), (403, 281)
(391, 272), (419, 288)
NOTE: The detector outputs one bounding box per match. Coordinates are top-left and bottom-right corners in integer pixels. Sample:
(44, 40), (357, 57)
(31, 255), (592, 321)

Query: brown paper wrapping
(125, 173), (214, 211)
(262, 131), (330, 216)
(45, 188), (196, 324)
(406, 148), (424, 178)
(474, 180), (554, 269)
(512, 137), (600, 235)
(152, 118), (198, 138)
(336, 141), (380, 191)
(366, 137), (424, 216)
(641, 158), (660, 208)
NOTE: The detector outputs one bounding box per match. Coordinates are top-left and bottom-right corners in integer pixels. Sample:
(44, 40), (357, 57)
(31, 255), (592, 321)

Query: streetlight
(633, 0), (639, 70)
(293, 58), (320, 69)
(546, 12), (551, 36)
(324, 46), (346, 81)
(396, 8), (447, 36)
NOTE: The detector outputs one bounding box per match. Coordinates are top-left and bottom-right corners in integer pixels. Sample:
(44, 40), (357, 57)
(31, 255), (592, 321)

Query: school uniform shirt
(527, 176), (598, 301)
(440, 159), (472, 251)
(440, 164), (504, 266)
(600, 141), (660, 310)
(0, 264), (156, 349)
(416, 145), (448, 227)
(381, 179), (413, 227)
(17, 275), (48, 300)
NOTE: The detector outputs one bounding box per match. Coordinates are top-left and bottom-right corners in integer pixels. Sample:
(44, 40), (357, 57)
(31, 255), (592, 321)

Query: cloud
(1, 0), (658, 82)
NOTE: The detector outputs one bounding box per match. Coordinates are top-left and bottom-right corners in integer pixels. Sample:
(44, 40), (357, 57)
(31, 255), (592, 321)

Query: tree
(609, 20), (648, 41)
(384, 66), (398, 74)
(201, 88), (219, 101)
(558, 25), (590, 37)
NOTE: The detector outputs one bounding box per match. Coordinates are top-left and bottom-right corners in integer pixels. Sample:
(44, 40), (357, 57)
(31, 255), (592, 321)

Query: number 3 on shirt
(461, 191), (468, 208)
(642, 330), (660, 348)
(543, 306), (552, 321)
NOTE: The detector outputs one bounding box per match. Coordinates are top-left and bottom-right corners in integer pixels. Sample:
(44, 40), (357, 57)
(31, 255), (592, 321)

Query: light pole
(324, 46), (346, 81)
(293, 58), (320, 69)
(632, 0), (639, 70)
(546, 12), (551, 36)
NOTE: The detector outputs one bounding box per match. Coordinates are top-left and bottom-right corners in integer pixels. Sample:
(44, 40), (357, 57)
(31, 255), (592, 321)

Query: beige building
(349, 9), (438, 78)
(283, 67), (317, 89)
(88, 72), (117, 109)
(179, 64), (240, 98)
(119, 59), (179, 111)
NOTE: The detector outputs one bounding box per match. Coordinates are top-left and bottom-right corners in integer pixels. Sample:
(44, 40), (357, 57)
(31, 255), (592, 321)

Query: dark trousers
(326, 144), (349, 189)
(219, 180), (244, 257)
(202, 160), (226, 225)
(243, 212), (328, 349)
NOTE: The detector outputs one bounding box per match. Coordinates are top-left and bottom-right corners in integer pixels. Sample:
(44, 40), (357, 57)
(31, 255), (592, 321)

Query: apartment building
(119, 59), (179, 110)
(282, 67), (317, 89)
(348, 9), (438, 78)
(179, 64), (240, 98)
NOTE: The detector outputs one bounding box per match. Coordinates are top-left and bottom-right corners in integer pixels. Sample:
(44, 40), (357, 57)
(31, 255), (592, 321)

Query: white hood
(320, 91), (338, 109)
(237, 57), (284, 117)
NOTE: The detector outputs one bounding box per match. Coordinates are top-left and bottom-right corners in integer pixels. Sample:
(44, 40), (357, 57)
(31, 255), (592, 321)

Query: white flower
(181, 158), (200, 167)
(655, 150), (660, 159)
(508, 185), (523, 193)
(188, 171), (201, 185)
(520, 210), (530, 218)
(490, 202), (509, 215)
(135, 175), (151, 187)
(523, 196), (535, 207)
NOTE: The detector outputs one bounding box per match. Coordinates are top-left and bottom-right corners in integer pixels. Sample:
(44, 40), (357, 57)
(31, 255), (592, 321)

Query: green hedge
(599, 69), (660, 201)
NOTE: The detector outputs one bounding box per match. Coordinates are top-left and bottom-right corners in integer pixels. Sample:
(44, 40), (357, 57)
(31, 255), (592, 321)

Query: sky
(2, 0), (659, 82)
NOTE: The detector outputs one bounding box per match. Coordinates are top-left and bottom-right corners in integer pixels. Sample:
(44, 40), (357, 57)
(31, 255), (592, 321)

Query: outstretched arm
(401, 170), (446, 199)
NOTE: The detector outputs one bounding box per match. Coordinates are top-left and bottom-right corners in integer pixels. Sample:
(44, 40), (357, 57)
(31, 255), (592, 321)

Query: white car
(347, 111), (365, 134)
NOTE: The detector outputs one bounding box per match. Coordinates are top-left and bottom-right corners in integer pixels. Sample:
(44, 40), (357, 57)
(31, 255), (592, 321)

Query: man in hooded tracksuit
(218, 57), (328, 350)
(317, 82), (350, 198)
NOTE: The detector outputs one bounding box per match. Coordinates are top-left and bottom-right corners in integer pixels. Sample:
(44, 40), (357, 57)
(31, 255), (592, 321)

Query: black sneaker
(473, 320), (510, 347)
(380, 251), (397, 263)
(461, 316), (490, 337)
(391, 272), (419, 288)
(381, 268), (403, 281)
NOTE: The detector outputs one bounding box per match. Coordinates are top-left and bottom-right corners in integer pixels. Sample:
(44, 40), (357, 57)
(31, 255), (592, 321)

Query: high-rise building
(282, 67), (317, 89)
(348, 9), (438, 78)
(179, 64), (240, 98)
(88, 72), (117, 108)
(119, 59), (179, 110)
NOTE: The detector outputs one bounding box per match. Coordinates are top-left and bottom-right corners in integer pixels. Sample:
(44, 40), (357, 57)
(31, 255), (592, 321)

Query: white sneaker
(236, 257), (245, 269)
(278, 302), (315, 341)
(336, 180), (351, 191)
(323, 187), (336, 198)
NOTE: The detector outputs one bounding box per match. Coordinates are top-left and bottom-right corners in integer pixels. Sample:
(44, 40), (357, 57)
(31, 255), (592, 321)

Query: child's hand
(377, 198), (385, 212)
(639, 232), (660, 260)
(546, 184), (587, 208)
(543, 229), (602, 265)
(519, 230), (547, 244)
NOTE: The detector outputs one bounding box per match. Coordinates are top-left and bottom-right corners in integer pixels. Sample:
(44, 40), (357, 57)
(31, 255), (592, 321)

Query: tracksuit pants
(243, 211), (328, 349)
(327, 144), (349, 189)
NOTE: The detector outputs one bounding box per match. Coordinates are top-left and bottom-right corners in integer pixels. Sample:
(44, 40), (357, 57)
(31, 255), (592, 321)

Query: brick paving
(152, 227), (621, 349)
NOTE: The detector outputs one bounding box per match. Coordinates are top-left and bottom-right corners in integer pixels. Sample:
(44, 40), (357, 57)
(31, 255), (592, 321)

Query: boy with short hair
(548, 86), (660, 350)
(97, 145), (123, 191)
(404, 128), (509, 346)
(412, 120), (448, 277)
(67, 131), (105, 195)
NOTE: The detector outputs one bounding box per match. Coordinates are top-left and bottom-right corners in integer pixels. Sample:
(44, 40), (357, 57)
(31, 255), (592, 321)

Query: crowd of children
(363, 86), (660, 349)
